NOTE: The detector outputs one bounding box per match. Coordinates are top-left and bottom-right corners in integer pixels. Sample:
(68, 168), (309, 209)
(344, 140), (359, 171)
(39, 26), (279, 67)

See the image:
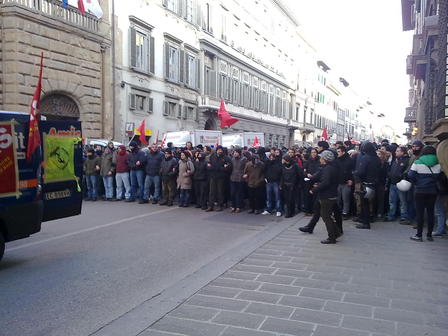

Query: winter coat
(378, 161), (389, 186)
(207, 153), (232, 179)
(354, 142), (381, 185)
(145, 151), (164, 176)
(304, 158), (320, 176)
(244, 160), (265, 188)
(265, 158), (283, 183)
(84, 156), (101, 176)
(311, 163), (339, 200)
(335, 153), (354, 184)
(100, 150), (115, 177)
(127, 149), (147, 170)
(193, 159), (208, 181)
(230, 156), (247, 182)
(160, 157), (178, 180)
(389, 155), (410, 185)
(281, 162), (301, 186)
(408, 154), (441, 194)
(177, 159), (195, 189)
(113, 151), (130, 173)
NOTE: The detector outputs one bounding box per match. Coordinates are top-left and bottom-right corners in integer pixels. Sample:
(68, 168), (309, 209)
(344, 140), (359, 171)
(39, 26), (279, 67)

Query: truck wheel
(0, 232), (5, 262)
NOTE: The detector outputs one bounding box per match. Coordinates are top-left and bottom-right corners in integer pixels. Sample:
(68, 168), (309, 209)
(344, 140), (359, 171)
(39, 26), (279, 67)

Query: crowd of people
(83, 138), (447, 244)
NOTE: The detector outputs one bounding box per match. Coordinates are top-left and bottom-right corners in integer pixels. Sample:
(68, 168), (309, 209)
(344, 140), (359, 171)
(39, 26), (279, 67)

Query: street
(0, 201), (291, 336)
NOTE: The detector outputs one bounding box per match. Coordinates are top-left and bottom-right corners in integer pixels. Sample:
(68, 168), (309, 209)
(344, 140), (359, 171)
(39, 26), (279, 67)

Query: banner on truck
(193, 130), (222, 147)
(0, 121), (20, 198)
(43, 135), (78, 184)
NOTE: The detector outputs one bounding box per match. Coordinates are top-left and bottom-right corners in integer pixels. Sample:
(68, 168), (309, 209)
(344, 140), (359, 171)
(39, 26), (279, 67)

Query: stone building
(0, 0), (112, 138)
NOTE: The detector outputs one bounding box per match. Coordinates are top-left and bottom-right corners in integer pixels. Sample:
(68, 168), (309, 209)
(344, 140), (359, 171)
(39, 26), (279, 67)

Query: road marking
(7, 208), (175, 252)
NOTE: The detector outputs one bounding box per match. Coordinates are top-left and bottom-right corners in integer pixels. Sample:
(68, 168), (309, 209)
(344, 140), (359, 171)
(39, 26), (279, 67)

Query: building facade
(0, 0), (112, 138)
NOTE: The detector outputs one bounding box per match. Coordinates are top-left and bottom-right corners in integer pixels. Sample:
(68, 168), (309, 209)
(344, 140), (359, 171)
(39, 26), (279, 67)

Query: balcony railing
(0, 0), (99, 33)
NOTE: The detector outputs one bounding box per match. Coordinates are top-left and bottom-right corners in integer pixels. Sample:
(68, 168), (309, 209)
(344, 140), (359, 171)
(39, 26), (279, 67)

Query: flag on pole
(137, 120), (148, 145)
(252, 136), (260, 148)
(63, 0), (103, 18)
(26, 52), (44, 162)
(62, 0), (69, 8)
(321, 128), (329, 141)
(217, 99), (239, 128)
(77, 0), (86, 15)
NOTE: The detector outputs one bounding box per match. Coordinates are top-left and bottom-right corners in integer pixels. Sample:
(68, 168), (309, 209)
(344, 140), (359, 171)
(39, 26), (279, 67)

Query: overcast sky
(286, 0), (413, 134)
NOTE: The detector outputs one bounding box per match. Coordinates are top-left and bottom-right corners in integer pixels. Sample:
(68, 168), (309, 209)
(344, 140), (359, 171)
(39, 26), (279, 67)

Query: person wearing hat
(309, 150), (340, 244)
(386, 146), (410, 223)
(127, 141), (147, 202)
(243, 153), (265, 214)
(83, 148), (101, 201)
(159, 149), (178, 206)
(406, 140), (424, 224)
(206, 146), (232, 212)
(280, 154), (302, 218)
(263, 153), (283, 217)
(113, 145), (132, 201)
(100, 143), (116, 200)
(229, 147), (247, 213)
(142, 144), (164, 204)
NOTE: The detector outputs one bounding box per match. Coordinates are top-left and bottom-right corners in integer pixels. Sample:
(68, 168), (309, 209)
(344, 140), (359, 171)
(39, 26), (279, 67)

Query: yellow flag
(44, 135), (76, 183)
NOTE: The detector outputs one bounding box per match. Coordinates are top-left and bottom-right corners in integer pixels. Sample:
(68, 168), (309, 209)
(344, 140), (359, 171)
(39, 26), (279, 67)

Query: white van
(222, 132), (265, 148)
(163, 130), (222, 147)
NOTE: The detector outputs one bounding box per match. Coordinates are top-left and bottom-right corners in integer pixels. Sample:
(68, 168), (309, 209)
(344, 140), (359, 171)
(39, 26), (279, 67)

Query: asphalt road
(0, 201), (292, 336)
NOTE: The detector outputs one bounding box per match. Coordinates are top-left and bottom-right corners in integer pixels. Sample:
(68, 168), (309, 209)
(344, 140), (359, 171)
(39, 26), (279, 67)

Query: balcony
(412, 34), (423, 55)
(404, 107), (417, 123)
(0, 0), (100, 33)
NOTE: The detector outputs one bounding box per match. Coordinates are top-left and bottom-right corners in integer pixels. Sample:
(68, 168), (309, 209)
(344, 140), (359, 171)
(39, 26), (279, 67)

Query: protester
(193, 151), (208, 210)
(206, 146), (232, 212)
(100, 144), (115, 200)
(387, 146), (410, 223)
(281, 154), (302, 218)
(177, 151), (195, 207)
(159, 149), (178, 206)
(335, 146), (354, 218)
(128, 141), (146, 202)
(113, 145), (131, 201)
(143, 144), (164, 204)
(263, 153), (282, 216)
(230, 147), (247, 213)
(83, 148), (101, 201)
(243, 154), (265, 214)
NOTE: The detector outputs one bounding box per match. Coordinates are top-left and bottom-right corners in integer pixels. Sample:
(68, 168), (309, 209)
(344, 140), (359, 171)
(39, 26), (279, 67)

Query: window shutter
(183, 106), (188, 119)
(149, 36), (155, 74)
(162, 0), (168, 7)
(210, 70), (216, 97)
(164, 43), (170, 79)
(196, 2), (202, 27)
(177, 0), (184, 16)
(148, 97), (153, 113)
(129, 93), (136, 110)
(163, 101), (169, 116)
(194, 107), (199, 121)
(130, 27), (137, 68)
(179, 50), (185, 83)
(185, 55), (190, 86)
(177, 104), (182, 118)
(195, 58), (201, 90)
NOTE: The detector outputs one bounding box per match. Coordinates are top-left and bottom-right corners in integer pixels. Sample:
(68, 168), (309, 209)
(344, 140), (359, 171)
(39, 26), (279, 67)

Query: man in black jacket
(206, 146), (232, 211)
(335, 146), (355, 218)
(386, 146), (410, 223)
(263, 153), (283, 216)
(354, 141), (381, 229)
(310, 150), (340, 244)
(142, 144), (164, 204)
(128, 141), (147, 202)
(159, 150), (178, 206)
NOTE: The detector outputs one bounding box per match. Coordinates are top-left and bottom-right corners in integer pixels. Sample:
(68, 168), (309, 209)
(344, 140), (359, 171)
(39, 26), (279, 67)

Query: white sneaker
(276, 212), (282, 217)
(261, 210), (270, 215)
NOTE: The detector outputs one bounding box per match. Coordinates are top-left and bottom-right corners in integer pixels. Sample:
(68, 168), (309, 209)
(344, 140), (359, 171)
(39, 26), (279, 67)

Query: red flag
(217, 99), (239, 128)
(252, 136), (260, 148)
(321, 128), (329, 141)
(137, 120), (148, 145)
(155, 130), (159, 145)
(78, 0), (86, 15)
(26, 52), (44, 162)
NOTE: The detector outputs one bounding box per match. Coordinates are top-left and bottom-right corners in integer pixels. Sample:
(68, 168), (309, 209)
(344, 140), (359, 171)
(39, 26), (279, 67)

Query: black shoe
(353, 217), (362, 223)
(139, 200), (149, 204)
(248, 209), (255, 214)
(299, 226), (313, 234)
(195, 204), (202, 208)
(284, 214), (293, 218)
(336, 231), (344, 238)
(410, 235), (423, 242)
(215, 206), (223, 212)
(427, 236), (434, 242)
(152, 200), (158, 205)
(201, 206), (208, 210)
(342, 215), (350, 220)
(159, 201), (168, 206)
(125, 199), (135, 203)
(84, 198), (92, 201)
(167, 201), (173, 206)
(321, 238), (336, 244)
(254, 210), (262, 215)
(355, 224), (370, 229)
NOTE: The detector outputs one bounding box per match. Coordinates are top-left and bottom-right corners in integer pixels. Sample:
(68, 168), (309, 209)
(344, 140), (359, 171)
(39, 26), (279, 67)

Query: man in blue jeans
(387, 146), (410, 223)
(262, 153), (282, 217)
(142, 144), (164, 204)
(128, 141), (146, 202)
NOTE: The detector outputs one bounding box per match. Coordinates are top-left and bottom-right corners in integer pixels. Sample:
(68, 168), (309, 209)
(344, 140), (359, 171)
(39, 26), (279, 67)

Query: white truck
(162, 130), (222, 148)
(222, 132), (265, 148)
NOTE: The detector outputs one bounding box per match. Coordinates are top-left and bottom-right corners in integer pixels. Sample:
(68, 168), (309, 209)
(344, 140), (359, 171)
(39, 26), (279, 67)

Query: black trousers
(282, 184), (296, 216)
(230, 181), (245, 209)
(162, 178), (176, 202)
(320, 199), (338, 241)
(248, 186), (265, 211)
(194, 180), (208, 208)
(307, 197), (343, 233)
(209, 178), (226, 206)
(415, 193), (437, 237)
(303, 182), (315, 213)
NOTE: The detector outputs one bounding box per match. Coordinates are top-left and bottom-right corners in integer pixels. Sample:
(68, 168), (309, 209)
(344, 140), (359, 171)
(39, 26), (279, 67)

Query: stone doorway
(204, 117), (217, 130)
(40, 94), (80, 121)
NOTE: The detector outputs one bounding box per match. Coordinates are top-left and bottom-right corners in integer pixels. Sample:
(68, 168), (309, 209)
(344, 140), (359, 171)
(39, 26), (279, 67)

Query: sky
(286, 0), (414, 134)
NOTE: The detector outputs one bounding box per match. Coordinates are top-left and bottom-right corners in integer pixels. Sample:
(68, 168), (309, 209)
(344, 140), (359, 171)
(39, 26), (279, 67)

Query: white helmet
(364, 186), (375, 200)
(397, 180), (412, 192)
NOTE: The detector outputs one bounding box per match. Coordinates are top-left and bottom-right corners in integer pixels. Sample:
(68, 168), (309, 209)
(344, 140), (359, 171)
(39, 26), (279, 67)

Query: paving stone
(351, 276), (393, 288)
(259, 283), (301, 295)
(279, 295), (326, 310)
(256, 274), (295, 285)
(236, 290), (281, 304)
(293, 278), (335, 290)
(396, 322), (448, 336)
(220, 327), (276, 336)
(221, 270), (259, 281)
(312, 325), (370, 336)
(140, 330), (179, 336)
(150, 317), (225, 336)
(343, 293), (390, 307)
(299, 287), (343, 301)
(373, 307), (425, 325)
(274, 268), (313, 278)
(311, 272), (351, 283)
(240, 258), (275, 267)
(245, 301), (293, 318)
(187, 295), (249, 311)
(306, 264), (344, 274)
(249, 253), (292, 262)
(324, 301), (373, 317)
(391, 298), (441, 314)
(291, 307), (342, 326)
(212, 311), (264, 329)
(253, 248), (283, 256)
(260, 317), (314, 336)
(233, 264), (276, 274)
(334, 282), (377, 295)
(170, 304), (218, 321)
(342, 316), (395, 334)
(198, 285), (241, 298)
(272, 261), (308, 270)
(211, 278), (261, 290)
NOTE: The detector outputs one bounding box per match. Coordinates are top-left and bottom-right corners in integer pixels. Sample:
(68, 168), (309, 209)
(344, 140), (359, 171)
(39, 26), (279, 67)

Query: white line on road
(7, 208), (175, 252)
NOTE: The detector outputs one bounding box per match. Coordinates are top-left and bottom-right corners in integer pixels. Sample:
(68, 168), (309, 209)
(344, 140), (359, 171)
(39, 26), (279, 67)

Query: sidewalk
(142, 217), (448, 336)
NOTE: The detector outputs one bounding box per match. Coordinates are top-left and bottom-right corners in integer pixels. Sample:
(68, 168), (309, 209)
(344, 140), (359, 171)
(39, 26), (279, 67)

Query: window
(275, 88), (281, 116)
(261, 81), (268, 113)
(186, 54), (197, 88)
(243, 73), (250, 107)
(204, 2), (213, 33)
(185, 0), (194, 22)
(163, 101), (180, 118)
(165, 0), (177, 13)
(164, 44), (180, 82)
(221, 12), (227, 42)
(268, 85), (274, 115)
(251, 77), (259, 111)
(218, 61), (229, 100)
(205, 66), (217, 97)
(129, 92), (153, 114)
(129, 26), (154, 74)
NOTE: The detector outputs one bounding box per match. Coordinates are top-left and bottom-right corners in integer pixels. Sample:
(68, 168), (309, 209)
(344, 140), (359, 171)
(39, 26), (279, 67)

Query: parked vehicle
(222, 132), (265, 148)
(163, 130), (222, 148)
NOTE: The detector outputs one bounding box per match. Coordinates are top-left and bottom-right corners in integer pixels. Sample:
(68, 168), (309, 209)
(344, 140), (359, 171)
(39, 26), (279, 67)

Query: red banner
(0, 122), (19, 198)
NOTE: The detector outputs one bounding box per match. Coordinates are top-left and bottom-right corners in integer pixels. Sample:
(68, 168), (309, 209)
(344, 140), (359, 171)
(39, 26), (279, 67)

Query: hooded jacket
(145, 150), (164, 176)
(281, 161), (302, 186)
(408, 154), (441, 194)
(100, 149), (115, 177)
(207, 153), (232, 179)
(160, 156), (178, 179)
(177, 158), (195, 189)
(311, 162), (339, 200)
(230, 156), (248, 182)
(127, 148), (147, 170)
(265, 158), (283, 183)
(389, 154), (410, 185)
(193, 157), (208, 181)
(244, 155), (265, 188)
(354, 142), (381, 185)
(335, 153), (354, 184)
